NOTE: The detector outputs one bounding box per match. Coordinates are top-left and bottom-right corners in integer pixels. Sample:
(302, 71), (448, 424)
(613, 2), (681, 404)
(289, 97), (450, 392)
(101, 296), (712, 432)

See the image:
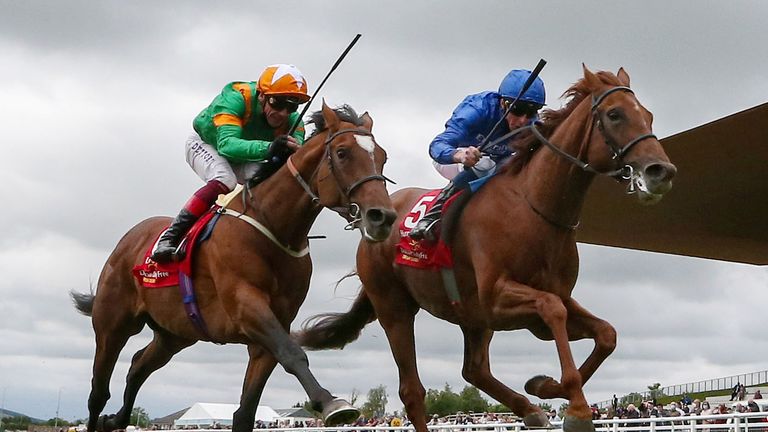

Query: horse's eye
(607, 109), (622, 122)
(336, 148), (348, 159)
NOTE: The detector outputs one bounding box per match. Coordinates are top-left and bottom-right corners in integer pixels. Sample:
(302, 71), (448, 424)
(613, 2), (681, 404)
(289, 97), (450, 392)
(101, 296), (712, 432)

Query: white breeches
(185, 133), (261, 190)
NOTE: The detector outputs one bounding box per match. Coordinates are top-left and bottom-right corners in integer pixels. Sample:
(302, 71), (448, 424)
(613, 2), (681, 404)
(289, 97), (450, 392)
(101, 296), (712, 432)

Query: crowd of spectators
(595, 389), (767, 426)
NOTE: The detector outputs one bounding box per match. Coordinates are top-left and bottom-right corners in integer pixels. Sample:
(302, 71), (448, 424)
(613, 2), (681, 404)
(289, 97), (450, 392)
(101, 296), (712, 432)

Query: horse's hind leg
(100, 330), (195, 432)
(459, 327), (549, 427)
(368, 290), (428, 432)
(87, 312), (144, 432)
(525, 297), (616, 400)
(232, 345), (278, 432)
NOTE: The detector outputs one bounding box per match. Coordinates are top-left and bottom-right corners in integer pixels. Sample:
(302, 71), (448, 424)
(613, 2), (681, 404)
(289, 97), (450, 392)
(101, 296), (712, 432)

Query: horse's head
(580, 65), (677, 204)
(307, 102), (397, 241)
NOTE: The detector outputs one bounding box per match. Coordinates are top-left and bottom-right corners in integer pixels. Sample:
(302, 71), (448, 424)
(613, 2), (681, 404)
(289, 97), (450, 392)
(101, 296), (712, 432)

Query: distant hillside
(1, 407), (44, 423)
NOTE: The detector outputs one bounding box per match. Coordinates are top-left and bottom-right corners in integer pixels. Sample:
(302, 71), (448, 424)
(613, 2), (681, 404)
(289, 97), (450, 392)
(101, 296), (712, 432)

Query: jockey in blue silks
(409, 69), (546, 241)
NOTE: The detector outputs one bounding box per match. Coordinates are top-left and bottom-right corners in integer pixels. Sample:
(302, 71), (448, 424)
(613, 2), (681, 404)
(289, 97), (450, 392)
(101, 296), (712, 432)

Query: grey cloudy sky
(1, 0), (767, 423)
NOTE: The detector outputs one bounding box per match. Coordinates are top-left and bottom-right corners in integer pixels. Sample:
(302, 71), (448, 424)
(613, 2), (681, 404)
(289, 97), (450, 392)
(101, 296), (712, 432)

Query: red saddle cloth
(395, 189), (459, 270)
(132, 210), (218, 288)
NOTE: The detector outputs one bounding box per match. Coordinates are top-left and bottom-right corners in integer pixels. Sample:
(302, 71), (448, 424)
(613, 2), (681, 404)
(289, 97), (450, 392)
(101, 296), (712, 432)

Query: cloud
(1, 0), (767, 423)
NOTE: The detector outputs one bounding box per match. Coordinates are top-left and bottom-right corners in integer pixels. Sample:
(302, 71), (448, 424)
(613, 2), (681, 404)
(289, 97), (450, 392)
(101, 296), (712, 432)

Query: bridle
(485, 85), (658, 230)
(286, 127), (394, 228)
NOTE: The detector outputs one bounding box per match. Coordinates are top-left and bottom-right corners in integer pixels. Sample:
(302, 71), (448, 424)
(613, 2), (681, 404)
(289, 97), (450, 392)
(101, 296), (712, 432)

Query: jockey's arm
(429, 104), (484, 166)
(215, 123), (273, 162)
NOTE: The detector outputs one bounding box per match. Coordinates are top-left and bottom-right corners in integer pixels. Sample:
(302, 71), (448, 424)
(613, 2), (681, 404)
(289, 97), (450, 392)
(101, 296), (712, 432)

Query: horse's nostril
(366, 208), (385, 224)
(365, 208), (397, 227)
(644, 162), (677, 183)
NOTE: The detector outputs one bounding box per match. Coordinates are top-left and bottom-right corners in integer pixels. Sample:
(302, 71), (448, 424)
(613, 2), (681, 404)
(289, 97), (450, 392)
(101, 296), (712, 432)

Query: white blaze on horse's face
(354, 135), (376, 160)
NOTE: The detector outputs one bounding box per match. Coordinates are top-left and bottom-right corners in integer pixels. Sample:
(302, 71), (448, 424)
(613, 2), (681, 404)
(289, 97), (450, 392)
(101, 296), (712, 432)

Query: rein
(486, 86), (657, 179)
(287, 127), (395, 231)
(485, 85), (658, 230)
(224, 127), (391, 257)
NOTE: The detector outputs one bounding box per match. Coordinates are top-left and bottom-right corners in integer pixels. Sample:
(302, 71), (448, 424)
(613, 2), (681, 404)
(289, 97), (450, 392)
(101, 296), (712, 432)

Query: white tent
(173, 403), (279, 428)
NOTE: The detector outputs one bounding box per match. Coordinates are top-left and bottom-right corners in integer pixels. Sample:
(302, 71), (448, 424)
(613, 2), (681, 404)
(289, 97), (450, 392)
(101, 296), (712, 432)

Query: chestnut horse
(71, 103), (396, 432)
(296, 67), (677, 432)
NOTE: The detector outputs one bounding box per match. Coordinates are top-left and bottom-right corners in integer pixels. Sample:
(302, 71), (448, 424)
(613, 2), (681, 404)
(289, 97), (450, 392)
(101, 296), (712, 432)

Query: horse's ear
(617, 67), (631, 87)
(582, 63), (601, 90)
(321, 99), (339, 133)
(361, 111), (373, 131)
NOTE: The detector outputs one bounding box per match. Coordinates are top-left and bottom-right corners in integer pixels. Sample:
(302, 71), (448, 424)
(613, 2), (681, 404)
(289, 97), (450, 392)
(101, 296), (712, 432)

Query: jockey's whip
(288, 34), (363, 136)
(478, 58), (547, 154)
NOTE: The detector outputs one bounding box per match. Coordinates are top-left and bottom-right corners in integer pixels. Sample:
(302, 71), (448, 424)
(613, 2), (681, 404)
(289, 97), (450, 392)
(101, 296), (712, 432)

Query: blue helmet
(498, 69), (546, 105)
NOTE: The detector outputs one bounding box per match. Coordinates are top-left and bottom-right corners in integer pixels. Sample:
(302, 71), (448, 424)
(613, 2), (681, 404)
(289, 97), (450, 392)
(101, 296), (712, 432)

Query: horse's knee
(536, 294), (567, 326)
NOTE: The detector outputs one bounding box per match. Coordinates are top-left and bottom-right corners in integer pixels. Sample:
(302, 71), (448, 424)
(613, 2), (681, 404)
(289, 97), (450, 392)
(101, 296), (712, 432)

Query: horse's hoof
(522, 411), (552, 428)
(563, 416), (596, 432)
(322, 398), (360, 426)
(525, 374), (564, 399)
(96, 414), (116, 432)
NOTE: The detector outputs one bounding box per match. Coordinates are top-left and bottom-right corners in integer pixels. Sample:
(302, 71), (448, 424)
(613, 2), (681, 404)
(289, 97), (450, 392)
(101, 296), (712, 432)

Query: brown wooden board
(577, 102), (768, 265)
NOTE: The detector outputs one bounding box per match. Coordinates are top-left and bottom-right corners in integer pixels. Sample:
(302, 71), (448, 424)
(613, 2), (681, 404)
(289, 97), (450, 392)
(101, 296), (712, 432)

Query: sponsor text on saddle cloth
(395, 189), (461, 269)
(132, 210), (218, 287)
(131, 186), (243, 288)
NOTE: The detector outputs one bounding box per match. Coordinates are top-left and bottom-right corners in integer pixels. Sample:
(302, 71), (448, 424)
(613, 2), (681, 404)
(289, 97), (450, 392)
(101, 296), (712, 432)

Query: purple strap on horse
(176, 212), (223, 344)
(178, 271), (221, 344)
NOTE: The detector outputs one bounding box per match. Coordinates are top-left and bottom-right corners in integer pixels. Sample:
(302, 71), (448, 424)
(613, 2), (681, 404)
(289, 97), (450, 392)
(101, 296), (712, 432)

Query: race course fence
(164, 412), (768, 432)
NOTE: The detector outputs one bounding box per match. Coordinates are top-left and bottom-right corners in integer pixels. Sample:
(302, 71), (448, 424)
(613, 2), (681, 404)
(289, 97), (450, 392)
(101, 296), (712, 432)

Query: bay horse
(71, 102), (397, 432)
(295, 67), (677, 432)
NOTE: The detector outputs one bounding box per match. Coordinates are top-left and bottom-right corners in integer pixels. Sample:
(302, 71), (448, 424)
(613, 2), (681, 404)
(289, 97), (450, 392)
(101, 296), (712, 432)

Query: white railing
(594, 370), (768, 408)
(162, 412), (768, 432)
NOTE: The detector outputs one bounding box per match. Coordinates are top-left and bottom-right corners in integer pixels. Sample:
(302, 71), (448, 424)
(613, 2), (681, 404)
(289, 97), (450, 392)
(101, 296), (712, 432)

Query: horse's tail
(293, 270), (376, 350)
(70, 289), (95, 317)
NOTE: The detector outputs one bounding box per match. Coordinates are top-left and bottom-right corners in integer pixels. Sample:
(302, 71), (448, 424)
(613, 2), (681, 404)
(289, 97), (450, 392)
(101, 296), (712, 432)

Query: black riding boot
(150, 209), (199, 263)
(409, 181), (457, 241)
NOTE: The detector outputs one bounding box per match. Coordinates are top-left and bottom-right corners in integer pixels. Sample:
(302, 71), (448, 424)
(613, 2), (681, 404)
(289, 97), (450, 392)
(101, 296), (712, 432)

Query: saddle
(395, 188), (472, 270)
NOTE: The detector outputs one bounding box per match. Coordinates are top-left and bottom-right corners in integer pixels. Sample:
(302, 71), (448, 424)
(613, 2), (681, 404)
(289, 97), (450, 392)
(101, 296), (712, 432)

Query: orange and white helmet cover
(257, 64), (310, 102)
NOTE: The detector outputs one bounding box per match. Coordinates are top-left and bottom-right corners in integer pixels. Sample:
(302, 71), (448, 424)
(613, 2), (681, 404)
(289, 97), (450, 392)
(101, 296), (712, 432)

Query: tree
(458, 386), (489, 413)
(349, 388), (360, 406)
(558, 403), (569, 419)
(424, 384), (461, 416)
(45, 418), (70, 427)
(487, 403), (511, 413)
(131, 407), (150, 428)
(361, 385), (388, 418)
(2, 416), (32, 431)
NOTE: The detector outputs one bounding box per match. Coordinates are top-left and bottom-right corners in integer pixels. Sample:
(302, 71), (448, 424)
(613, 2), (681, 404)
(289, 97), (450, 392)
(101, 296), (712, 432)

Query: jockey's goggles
(267, 96), (300, 113)
(502, 98), (542, 118)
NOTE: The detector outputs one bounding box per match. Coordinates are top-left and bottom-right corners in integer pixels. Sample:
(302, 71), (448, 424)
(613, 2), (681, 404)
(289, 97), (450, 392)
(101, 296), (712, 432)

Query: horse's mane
(306, 104), (363, 138)
(497, 71), (624, 175)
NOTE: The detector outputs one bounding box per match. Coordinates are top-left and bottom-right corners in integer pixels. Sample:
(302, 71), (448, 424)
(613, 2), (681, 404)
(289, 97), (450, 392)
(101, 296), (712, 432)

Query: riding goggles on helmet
(502, 98), (542, 118)
(267, 96), (301, 113)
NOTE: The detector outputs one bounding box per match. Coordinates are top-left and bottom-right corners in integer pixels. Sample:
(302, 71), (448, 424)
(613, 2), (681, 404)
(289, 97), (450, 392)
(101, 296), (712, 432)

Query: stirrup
(409, 217), (440, 241)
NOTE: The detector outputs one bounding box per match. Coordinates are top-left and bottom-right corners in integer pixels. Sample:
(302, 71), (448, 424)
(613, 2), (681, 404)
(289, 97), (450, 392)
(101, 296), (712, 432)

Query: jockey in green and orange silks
(151, 64), (311, 263)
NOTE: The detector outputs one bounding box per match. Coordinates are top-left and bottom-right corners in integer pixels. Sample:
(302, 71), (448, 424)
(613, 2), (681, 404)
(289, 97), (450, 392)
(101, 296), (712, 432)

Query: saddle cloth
(132, 209), (219, 288)
(394, 189), (461, 270)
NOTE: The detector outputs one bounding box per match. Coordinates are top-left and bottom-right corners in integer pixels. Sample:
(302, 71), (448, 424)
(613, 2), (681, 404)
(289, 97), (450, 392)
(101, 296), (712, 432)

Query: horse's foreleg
(234, 288), (358, 426)
(565, 298), (616, 384)
(488, 279), (593, 428)
(526, 298), (616, 401)
(233, 345), (278, 432)
(104, 331), (194, 431)
(374, 303), (428, 432)
(532, 290), (592, 424)
(459, 327), (549, 428)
